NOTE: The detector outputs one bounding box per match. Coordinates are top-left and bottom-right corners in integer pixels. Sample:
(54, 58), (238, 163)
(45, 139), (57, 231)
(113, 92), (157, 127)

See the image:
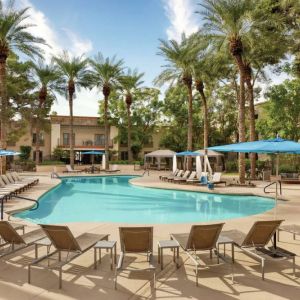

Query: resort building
(8, 115), (162, 163)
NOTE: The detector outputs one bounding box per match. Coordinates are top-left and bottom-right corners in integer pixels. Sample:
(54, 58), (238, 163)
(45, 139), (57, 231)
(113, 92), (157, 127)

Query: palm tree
(0, 0), (45, 173)
(119, 69), (144, 162)
(52, 51), (90, 169)
(30, 60), (63, 165)
(89, 53), (124, 169)
(199, 0), (255, 183)
(155, 35), (199, 166)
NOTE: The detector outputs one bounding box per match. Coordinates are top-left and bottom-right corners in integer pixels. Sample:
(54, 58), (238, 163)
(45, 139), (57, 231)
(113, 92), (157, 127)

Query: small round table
(158, 240), (180, 270)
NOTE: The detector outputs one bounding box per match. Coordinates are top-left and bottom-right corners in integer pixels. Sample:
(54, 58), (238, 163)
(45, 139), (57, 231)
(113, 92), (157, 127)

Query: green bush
(14, 159), (35, 171)
(19, 145), (31, 160)
(279, 164), (299, 173)
(109, 160), (143, 165)
(225, 160), (238, 172)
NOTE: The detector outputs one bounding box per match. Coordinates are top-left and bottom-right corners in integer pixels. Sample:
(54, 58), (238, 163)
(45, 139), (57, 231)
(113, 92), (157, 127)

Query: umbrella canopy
(176, 151), (201, 156)
(0, 150), (21, 175)
(82, 151), (104, 155)
(208, 137), (300, 154)
(194, 149), (224, 157)
(144, 149), (175, 158)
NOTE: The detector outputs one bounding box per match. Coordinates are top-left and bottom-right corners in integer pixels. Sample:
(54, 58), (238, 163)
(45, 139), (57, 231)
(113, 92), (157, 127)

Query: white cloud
(163, 0), (199, 41)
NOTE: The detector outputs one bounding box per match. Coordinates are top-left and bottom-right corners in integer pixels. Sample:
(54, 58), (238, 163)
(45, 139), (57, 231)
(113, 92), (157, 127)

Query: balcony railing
(58, 139), (113, 148)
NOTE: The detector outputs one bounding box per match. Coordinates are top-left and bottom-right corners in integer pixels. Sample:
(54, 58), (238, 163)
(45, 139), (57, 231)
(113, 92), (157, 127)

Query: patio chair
(105, 164), (120, 173)
(176, 171), (197, 184)
(167, 169), (183, 182)
(220, 220), (296, 280)
(0, 221), (45, 257)
(173, 170), (191, 183)
(115, 227), (155, 289)
(63, 165), (82, 173)
(11, 172), (39, 186)
(28, 225), (109, 289)
(186, 172), (208, 184)
(171, 223), (233, 286)
(0, 176), (23, 194)
(159, 168), (179, 181)
(209, 172), (227, 186)
(6, 173), (32, 189)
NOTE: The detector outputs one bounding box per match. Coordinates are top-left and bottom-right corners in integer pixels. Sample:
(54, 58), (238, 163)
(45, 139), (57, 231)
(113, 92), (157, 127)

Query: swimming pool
(15, 176), (275, 224)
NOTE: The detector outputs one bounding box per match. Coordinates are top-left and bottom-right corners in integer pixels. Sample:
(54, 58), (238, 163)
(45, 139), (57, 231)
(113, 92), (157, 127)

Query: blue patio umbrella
(0, 150), (21, 175)
(176, 151), (201, 156)
(82, 150), (104, 171)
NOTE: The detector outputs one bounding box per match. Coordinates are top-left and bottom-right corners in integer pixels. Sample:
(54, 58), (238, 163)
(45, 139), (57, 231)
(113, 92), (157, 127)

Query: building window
(120, 151), (128, 160)
(95, 134), (105, 146)
(32, 132), (44, 145)
(63, 133), (75, 146)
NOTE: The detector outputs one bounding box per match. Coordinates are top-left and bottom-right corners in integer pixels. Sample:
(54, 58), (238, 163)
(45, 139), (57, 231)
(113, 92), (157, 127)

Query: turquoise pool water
(15, 176), (275, 224)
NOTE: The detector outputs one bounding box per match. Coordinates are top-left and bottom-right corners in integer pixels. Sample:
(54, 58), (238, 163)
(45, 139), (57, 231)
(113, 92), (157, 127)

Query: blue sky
(16, 0), (200, 116)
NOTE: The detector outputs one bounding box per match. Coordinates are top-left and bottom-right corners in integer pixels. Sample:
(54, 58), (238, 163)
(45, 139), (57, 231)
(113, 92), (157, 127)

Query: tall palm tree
(89, 53), (124, 169)
(0, 0), (45, 173)
(52, 51), (90, 169)
(30, 60), (63, 165)
(119, 68), (144, 162)
(199, 0), (254, 183)
(155, 35), (199, 167)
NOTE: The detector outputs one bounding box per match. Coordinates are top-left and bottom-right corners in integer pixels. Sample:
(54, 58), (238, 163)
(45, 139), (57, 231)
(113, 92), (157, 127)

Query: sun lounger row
(160, 169), (226, 185)
(0, 219), (297, 289)
(0, 172), (39, 200)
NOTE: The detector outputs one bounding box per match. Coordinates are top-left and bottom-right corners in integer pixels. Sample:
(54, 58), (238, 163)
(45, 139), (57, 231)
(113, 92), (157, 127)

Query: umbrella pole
(0, 157), (2, 175)
(273, 153), (279, 249)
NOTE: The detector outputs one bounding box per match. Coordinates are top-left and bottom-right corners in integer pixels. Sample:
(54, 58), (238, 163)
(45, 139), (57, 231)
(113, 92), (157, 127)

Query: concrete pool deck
(1, 171), (300, 299)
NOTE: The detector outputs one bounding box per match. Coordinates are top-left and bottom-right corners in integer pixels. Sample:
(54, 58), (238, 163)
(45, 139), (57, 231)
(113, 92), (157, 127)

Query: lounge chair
(28, 225), (109, 288)
(167, 169), (183, 182)
(160, 169), (179, 181)
(171, 223), (232, 286)
(63, 165), (82, 173)
(187, 172), (208, 184)
(11, 172), (39, 186)
(115, 227), (155, 289)
(0, 176), (23, 194)
(176, 171), (196, 184)
(105, 164), (120, 173)
(6, 173), (32, 190)
(173, 170), (191, 183)
(278, 224), (300, 241)
(209, 172), (227, 186)
(0, 221), (45, 257)
(220, 220), (296, 280)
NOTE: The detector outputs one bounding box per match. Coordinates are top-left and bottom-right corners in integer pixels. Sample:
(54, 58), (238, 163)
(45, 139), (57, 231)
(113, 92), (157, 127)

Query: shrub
(19, 145), (31, 160)
(39, 160), (65, 166)
(279, 164), (299, 173)
(225, 160), (238, 173)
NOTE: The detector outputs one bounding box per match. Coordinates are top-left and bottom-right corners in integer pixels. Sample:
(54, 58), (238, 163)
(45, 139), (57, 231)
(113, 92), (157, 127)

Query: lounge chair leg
(110, 248), (113, 270)
(153, 271), (156, 289)
(210, 249), (212, 259)
(35, 244), (38, 259)
(277, 230), (280, 242)
(261, 259), (265, 280)
(293, 256), (296, 277)
(294, 233), (296, 240)
(59, 268), (62, 289)
(114, 270), (117, 290)
(196, 266), (198, 286)
(28, 265), (31, 284)
(231, 243), (235, 263)
(94, 247), (97, 269)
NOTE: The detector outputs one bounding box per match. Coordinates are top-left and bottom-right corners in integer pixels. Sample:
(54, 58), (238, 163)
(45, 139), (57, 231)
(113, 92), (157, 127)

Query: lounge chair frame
(115, 227), (155, 290)
(221, 220), (295, 280)
(171, 223), (233, 286)
(28, 225), (109, 289)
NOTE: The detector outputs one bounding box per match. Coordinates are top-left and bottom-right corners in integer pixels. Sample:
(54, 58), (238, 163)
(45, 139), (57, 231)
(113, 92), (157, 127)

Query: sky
(13, 0), (201, 116)
(15, 0), (288, 116)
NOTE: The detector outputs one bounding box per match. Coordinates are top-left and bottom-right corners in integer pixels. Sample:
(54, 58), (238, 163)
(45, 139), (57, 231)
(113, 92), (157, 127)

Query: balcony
(58, 139), (113, 149)
(32, 140), (45, 147)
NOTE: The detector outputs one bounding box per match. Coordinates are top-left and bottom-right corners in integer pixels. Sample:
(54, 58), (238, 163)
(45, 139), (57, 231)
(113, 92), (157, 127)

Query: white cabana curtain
(172, 155), (177, 173)
(204, 155), (212, 174)
(196, 155), (202, 178)
(102, 154), (106, 170)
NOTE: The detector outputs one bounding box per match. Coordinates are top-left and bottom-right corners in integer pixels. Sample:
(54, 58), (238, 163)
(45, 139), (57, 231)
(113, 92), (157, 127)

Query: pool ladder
(264, 181), (282, 195)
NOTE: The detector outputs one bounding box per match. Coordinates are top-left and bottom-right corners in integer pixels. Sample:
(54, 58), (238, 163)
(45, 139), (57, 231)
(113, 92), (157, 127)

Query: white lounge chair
(187, 172), (208, 184)
(175, 171), (196, 184)
(64, 165), (82, 173)
(173, 170), (191, 183)
(160, 169), (179, 181)
(209, 172), (227, 186)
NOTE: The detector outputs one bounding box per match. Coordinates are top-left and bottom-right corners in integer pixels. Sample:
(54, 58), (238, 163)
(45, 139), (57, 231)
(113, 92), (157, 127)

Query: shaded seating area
(144, 149), (175, 170)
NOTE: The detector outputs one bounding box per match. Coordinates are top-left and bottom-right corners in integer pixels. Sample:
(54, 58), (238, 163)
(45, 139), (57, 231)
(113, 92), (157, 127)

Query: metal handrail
(12, 195), (39, 211)
(264, 181), (282, 195)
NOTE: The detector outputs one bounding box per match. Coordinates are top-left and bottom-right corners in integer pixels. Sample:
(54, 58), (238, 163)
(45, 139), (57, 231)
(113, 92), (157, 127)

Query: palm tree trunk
(246, 80), (256, 179)
(187, 82), (193, 170)
(196, 81), (208, 148)
(234, 55), (246, 184)
(104, 95), (109, 169)
(127, 104), (133, 162)
(69, 94), (74, 169)
(35, 126), (40, 165)
(0, 57), (7, 174)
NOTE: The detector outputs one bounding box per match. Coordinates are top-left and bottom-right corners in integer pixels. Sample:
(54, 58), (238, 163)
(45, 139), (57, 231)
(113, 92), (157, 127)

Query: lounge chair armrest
(148, 253), (156, 270)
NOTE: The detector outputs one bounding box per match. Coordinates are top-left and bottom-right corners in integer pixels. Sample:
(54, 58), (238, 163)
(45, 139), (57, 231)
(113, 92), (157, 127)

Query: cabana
(194, 149), (224, 172)
(175, 151), (205, 178)
(144, 149), (175, 170)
